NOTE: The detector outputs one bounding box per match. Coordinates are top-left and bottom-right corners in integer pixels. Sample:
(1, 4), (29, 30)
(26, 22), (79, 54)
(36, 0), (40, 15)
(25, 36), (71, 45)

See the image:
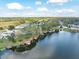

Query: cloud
(6, 3), (24, 10)
(7, 12), (18, 17)
(26, 6), (32, 9)
(37, 7), (48, 12)
(47, 0), (70, 5)
(0, 12), (19, 17)
(35, 1), (42, 5)
(56, 9), (76, 13)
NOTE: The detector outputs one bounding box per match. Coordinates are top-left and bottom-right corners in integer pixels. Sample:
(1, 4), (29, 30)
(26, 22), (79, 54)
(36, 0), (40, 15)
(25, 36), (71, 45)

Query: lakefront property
(0, 17), (79, 59)
(0, 0), (79, 59)
(0, 17), (79, 51)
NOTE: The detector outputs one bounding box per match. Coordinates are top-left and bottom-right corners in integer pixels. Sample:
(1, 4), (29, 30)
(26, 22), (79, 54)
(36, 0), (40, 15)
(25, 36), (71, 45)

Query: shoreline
(0, 30), (58, 52)
(1, 28), (79, 52)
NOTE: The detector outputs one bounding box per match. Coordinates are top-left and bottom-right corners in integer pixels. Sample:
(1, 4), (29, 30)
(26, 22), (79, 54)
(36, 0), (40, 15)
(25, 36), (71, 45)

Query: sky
(0, 0), (79, 17)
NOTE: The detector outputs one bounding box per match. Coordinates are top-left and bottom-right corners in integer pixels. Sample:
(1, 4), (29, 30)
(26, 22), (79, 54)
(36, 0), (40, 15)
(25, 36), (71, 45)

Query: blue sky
(0, 0), (79, 17)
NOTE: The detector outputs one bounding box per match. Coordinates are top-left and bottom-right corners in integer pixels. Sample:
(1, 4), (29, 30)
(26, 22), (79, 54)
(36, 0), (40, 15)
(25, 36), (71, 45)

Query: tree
(8, 32), (16, 42)
(0, 27), (3, 30)
(8, 25), (15, 30)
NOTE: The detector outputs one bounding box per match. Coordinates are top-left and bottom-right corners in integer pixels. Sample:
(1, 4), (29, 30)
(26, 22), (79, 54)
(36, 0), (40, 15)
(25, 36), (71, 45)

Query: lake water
(0, 31), (79, 59)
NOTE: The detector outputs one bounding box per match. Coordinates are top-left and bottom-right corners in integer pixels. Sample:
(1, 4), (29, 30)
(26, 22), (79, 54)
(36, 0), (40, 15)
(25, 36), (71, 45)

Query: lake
(0, 31), (79, 59)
